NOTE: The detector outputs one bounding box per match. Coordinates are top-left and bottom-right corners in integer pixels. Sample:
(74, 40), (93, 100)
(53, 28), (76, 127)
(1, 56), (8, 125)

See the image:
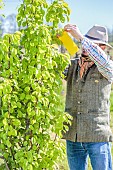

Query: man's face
(98, 44), (106, 50)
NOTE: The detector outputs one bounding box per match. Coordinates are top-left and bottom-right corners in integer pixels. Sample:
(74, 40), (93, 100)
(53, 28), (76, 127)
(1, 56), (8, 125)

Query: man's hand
(64, 24), (84, 42)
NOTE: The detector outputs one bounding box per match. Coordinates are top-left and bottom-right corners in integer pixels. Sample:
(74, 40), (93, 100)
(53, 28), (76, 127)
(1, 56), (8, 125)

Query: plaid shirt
(81, 38), (113, 82)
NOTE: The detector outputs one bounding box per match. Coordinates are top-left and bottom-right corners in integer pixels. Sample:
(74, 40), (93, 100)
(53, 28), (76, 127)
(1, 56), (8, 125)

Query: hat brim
(85, 36), (113, 49)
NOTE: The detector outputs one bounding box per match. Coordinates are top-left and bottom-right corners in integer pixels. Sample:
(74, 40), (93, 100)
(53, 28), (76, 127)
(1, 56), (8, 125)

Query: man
(62, 24), (113, 170)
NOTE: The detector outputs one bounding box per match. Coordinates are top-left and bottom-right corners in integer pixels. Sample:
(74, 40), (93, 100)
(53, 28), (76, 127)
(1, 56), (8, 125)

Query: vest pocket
(88, 109), (98, 113)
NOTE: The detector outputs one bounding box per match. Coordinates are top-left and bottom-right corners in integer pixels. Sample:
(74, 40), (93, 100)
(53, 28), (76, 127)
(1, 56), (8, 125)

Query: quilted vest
(62, 58), (113, 142)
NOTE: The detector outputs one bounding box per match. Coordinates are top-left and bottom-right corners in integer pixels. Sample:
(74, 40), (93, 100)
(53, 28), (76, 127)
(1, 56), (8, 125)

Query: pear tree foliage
(0, 0), (71, 169)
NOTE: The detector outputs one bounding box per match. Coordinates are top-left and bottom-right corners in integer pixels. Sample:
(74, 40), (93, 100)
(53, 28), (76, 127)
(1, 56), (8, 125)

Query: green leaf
(5, 140), (12, 148)
(24, 86), (30, 92)
(20, 93), (25, 100)
(17, 102), (21, 108)
(3, 118), (8, 126)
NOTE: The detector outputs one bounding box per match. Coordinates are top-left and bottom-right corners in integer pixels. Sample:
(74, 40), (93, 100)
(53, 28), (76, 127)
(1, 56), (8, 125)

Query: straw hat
(85, 25), (113, 48)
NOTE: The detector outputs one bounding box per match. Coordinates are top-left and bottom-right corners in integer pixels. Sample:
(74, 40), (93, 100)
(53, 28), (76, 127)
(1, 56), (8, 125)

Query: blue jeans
(66, 140), (112, 170)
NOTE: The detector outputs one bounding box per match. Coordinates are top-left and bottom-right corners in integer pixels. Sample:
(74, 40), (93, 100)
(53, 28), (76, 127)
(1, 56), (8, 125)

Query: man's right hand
(64, 24), (84, 42)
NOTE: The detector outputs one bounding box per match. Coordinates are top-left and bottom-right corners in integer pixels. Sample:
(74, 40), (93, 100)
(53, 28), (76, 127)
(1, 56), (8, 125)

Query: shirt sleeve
(81, 38), (113, 82)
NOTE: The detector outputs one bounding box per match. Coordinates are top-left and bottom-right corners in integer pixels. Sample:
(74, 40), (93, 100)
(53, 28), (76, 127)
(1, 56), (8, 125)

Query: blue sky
(0, 0), (113, 34)
(66, 0), (113, 34)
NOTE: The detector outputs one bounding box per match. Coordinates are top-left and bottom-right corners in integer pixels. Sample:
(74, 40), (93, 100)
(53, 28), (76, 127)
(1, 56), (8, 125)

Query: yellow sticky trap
(58, 31), (79, 56)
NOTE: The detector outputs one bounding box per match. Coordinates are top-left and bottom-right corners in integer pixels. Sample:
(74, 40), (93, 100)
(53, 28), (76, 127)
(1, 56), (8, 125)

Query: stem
(0, 155), (10, 170)
(4, 160), (10, 170)
(54, 134), (57, 141)
(9, 145), (16, 170)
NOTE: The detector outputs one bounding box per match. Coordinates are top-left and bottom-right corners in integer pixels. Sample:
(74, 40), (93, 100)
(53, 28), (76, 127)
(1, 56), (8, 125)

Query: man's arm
(81, 38), (113, 82)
